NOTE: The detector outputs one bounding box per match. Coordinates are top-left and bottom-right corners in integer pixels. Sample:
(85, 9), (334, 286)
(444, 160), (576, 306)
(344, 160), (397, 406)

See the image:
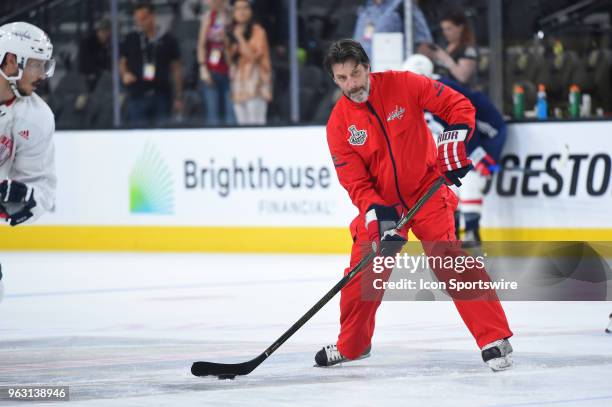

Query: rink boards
(1, 121), (612, 252)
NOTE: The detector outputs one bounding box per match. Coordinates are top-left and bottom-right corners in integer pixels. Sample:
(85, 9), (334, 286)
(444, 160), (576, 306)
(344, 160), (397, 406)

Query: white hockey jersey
(0, 92), (56, 224)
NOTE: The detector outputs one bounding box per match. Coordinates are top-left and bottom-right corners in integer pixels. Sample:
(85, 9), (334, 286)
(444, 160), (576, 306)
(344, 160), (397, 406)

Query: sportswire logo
(387, 105), (405, 122)
(129, 142), (174, 214)
(348, 125), (367, 146)
(0, 135), (13, 166)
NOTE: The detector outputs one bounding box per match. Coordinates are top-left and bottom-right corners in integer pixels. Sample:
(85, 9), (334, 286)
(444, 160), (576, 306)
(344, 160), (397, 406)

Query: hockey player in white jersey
(0, 22), (56, 227)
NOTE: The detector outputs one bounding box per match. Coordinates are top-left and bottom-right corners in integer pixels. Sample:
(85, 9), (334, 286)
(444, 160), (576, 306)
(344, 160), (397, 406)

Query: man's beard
(345, 78), (370, 103)
(16, 80), (39, 96)
(16, 84), (31, 96)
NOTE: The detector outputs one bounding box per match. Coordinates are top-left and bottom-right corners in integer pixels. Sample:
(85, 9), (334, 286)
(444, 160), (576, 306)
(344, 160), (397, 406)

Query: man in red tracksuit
(314, 39), (513, 371)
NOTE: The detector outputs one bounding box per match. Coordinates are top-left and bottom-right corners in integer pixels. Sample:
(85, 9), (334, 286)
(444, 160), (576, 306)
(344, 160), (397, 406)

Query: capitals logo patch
(0, 135), (14, 167)
(348, 125), (367, 146)
(387, 105), (406, 122)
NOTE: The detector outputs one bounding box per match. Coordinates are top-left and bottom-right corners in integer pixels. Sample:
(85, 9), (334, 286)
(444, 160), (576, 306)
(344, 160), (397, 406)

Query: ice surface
(0, 252), (610, 406)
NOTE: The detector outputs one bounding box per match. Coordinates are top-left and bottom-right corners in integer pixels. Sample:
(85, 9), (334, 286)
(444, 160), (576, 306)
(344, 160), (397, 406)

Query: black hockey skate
(461, 212), (482, 249)
(461, 226), (482, 249)
(481, 338), (513, 371)
(314, 344), (371, 367)
(606, 313), (612, 334)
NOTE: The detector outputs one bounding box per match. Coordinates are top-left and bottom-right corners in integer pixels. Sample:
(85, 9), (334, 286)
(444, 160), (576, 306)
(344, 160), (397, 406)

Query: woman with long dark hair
(433, 10), (477, 85)
(226, 0), (272, 125)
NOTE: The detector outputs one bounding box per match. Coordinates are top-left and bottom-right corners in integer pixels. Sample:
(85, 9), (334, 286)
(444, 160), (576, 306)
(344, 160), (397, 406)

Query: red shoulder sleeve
(406, 71), (476, 142)
(326, 111), (385, 214)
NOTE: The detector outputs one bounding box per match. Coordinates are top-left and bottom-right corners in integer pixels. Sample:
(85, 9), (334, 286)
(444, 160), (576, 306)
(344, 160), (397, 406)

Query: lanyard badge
(140, 33), (157, 81)
(143, 63), (156, 81)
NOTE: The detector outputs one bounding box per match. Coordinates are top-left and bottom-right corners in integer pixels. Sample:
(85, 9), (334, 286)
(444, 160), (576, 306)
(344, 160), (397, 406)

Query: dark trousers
(201, 71), (235, 126)
(125, 91), (171, 127)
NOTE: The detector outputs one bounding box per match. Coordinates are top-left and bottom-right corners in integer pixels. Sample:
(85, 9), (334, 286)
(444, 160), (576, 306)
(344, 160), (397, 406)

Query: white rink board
(40, 122), (612, 229)
(483, 121), (612, 228)
(42, 127), (357, 227)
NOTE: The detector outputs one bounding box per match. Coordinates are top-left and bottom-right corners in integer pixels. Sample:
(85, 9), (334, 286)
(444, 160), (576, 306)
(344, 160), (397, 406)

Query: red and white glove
(469, 146), (499, 177)
(437, 125), (473, 187)
(365, 204), (406, 255)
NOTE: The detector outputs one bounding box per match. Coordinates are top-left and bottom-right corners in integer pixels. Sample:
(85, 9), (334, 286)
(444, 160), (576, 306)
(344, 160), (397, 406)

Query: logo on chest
(0, 135), (14, 167)
(387, 105), (406, 122)
(347, 125), (368, 146)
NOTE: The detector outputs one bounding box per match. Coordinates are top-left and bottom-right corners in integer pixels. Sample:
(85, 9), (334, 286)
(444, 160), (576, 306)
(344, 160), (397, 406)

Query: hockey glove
(437, 125), (473, 187)
(0, 180), (37, 226)
(365, 204), (406, 256)
(470, 146), (499, 177)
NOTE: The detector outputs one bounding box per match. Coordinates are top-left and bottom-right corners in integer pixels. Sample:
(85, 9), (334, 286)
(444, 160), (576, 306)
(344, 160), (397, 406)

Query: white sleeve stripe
(444, 144), (452, 171)
(365, 209), (378, 226)
(469, 146), (487, 164)
(3, 180), (10, 202)
(25, 186), (33, 202)
(453, 141), (460, 169)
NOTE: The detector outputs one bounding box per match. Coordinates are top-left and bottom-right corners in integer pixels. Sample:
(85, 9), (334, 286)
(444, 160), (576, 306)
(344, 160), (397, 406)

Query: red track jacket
(327, 70), (475, 214)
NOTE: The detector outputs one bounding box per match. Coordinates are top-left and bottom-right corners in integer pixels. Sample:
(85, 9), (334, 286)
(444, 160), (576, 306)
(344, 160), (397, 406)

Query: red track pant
(336, 185), (513, 359)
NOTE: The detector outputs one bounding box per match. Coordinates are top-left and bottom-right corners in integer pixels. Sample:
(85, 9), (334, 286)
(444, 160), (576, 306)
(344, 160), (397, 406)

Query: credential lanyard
(139, 32), (157, 66)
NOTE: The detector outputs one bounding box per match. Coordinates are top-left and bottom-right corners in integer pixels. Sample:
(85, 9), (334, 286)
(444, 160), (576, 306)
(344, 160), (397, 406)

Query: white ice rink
(0, 252), (611, 406)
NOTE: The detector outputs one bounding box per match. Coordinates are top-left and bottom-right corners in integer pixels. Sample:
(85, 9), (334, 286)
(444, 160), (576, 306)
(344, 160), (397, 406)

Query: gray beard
(346, 79), (370, 103)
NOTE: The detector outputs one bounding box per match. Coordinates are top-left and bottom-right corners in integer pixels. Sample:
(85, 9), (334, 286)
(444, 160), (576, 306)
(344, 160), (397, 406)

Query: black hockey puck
(217, 374), (236, 380)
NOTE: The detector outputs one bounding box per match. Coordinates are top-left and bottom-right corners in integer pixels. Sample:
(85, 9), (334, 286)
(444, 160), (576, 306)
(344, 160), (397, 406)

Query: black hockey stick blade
(191, 353), (266, 379)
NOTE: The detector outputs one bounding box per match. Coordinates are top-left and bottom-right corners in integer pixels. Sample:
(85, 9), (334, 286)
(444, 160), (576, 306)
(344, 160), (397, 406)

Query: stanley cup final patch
(348, 125), (368, 146)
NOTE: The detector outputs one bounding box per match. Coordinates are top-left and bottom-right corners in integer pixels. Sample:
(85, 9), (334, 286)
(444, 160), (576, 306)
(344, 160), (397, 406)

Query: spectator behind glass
(353, 0), (402, 58)
(430, 10), (477, 85)
(76, 17), (111, 111)
(119, 2), (184, 127)
(197, 0), (235, 126)
(226, 0), (272, 125)
(78, 18), (111, 91)
(353, 0), (433, 59)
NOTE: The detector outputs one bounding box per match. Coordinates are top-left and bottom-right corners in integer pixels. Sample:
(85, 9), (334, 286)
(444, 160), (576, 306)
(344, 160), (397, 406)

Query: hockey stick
(191, 177), (447, 379)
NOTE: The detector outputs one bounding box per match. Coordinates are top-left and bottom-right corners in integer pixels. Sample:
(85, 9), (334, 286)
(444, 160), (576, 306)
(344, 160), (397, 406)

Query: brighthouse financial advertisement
(40, 127), (357, 227)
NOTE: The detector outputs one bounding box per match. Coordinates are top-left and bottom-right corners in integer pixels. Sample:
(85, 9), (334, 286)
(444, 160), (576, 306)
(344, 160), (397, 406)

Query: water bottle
(536, 84), (548, 119)
(513, 85), (525, 119)
(580, 93), (591, 118)
(568, 84), (581, 118)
